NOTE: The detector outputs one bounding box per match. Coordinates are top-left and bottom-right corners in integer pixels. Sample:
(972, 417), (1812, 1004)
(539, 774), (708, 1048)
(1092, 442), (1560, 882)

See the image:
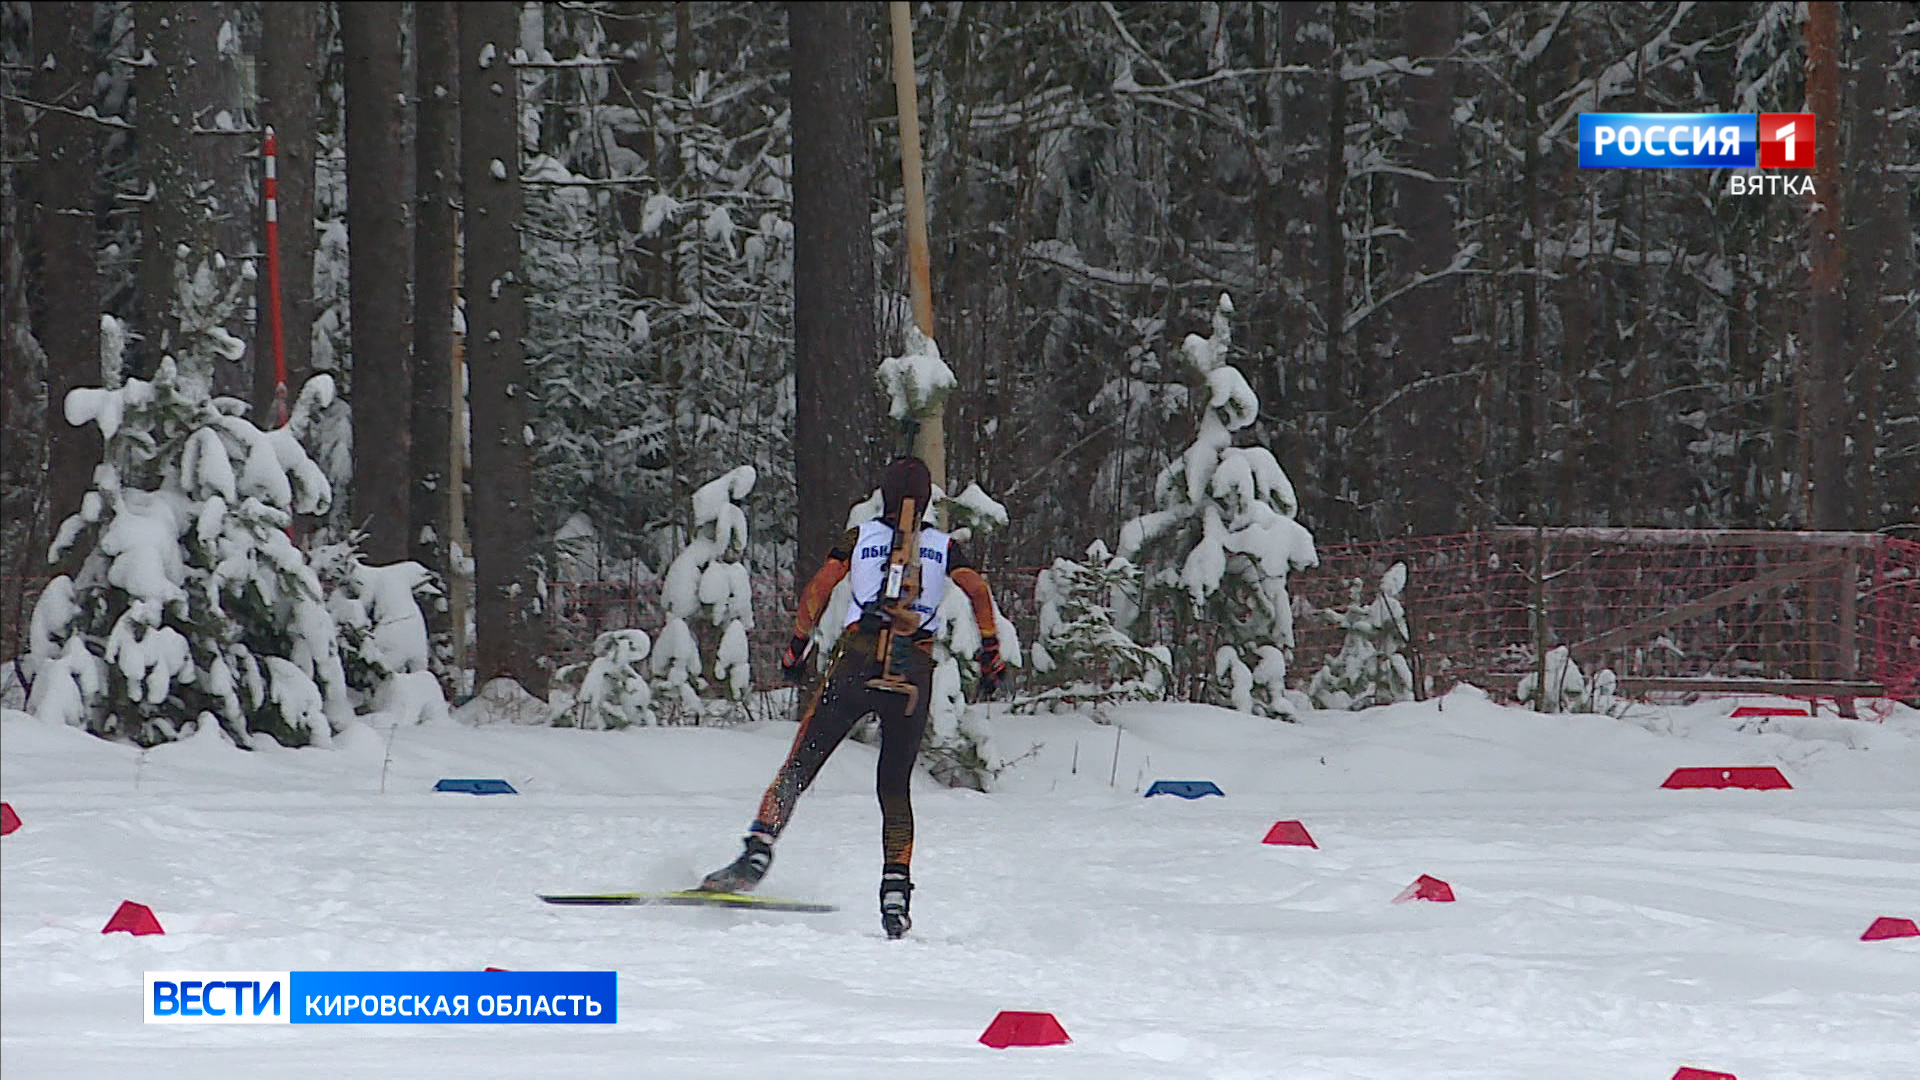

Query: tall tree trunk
(134, 1), (248, 392)
(341, 1), (413, 562)
(255, 0), (322, 423)
(790, 1), (881, 568)
(1278, 1), (1330, 510)
(1803, 0), (1846, 529)
(1518, 50), (1543, 525)
(1390, 0), (1461, 536)
(1320, 1), (1350, 534)
(1844, 0), (1916, 528)
(30, 0), (102, 559)
(413, 1), (458, 658)
(602, 3), (657, 244)
(461, 0), (545, 695)
(0, 2), (35, 660)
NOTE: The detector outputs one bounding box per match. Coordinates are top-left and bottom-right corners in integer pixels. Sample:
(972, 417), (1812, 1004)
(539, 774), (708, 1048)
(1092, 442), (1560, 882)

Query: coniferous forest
(2, 2), (1916, 729)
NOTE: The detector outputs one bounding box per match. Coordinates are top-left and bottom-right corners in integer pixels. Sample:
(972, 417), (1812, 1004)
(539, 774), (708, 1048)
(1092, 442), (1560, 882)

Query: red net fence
(1290, 529), (1918, 706)
(7, 529), (1916, 707)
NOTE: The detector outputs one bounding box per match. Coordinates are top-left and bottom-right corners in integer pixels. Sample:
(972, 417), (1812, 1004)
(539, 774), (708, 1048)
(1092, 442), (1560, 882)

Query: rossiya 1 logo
(1578, 112), (1816, 195)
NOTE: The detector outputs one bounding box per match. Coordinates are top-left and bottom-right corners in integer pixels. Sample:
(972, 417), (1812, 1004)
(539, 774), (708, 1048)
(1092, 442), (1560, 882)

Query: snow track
(4, 694), (1917, 1078)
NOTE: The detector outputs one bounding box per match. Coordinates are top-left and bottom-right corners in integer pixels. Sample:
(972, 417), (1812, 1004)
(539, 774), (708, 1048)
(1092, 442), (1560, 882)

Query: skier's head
(880, 456), (933, 525)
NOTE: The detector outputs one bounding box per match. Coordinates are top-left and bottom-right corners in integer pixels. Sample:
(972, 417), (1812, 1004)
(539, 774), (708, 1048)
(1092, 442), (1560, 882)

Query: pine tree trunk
(1321, 2), (1351, 534)
(601, 3), (656, 249)
(1519, 52), (1543, 525)
(0, 2), (36, 659)
(1843, 0), (1916, 528)
(29, 0), (101, 560)
(412, 1), (459, 658)
(1391, 0), (1461, 537)
(133, 2), (247, 390)
(202, 2), (249, 402)
(341, 0), (413, 562)
(255, 0), (322, 422)
(790, 2), (882, 568)
(461, 0), (546, 696)
(1278, 2), (1331, 511)
(1803, 1), (1846, 529)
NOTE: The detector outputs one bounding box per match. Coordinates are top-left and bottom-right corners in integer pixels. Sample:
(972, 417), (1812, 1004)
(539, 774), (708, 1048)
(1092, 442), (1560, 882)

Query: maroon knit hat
(880, 457), (932, 524)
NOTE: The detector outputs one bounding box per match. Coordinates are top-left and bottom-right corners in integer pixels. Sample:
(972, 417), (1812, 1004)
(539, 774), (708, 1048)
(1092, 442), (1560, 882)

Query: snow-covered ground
(4, 690), (1917, 1078)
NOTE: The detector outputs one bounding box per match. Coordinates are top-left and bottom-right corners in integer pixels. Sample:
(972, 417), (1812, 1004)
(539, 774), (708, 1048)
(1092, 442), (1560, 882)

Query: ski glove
(977, 636), (1007, 697)
(780, 635), (813, 683)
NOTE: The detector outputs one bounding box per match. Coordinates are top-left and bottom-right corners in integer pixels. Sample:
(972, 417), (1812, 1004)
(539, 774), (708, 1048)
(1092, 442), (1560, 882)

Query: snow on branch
(1113, 64), (1318, 96)
(0, 93), (134, 130)
(1025, 240), (1170, 289)
(876, 326), (956, 421)
(1540, 3), (1704, 149)
(1341, 243), (1485, 335)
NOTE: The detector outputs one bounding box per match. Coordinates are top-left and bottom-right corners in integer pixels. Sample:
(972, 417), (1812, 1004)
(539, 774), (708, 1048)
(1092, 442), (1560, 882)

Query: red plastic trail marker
(1730, 705), (1808, 718)
(102, 901), (165, 936)
(1672, 1068), (1737, 1080)
(1661, 767), (1791, 790)
(1261, 820), (1317, 847)
(979, 1011), (1071, 1049)
(1392, 875), (1455, 903)
(0, 802), (19, 835)
(1861, 917), (1919, 941)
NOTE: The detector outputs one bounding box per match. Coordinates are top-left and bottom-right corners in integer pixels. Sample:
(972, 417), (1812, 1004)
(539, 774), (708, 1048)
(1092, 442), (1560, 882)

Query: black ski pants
(750, 631), (933, 868)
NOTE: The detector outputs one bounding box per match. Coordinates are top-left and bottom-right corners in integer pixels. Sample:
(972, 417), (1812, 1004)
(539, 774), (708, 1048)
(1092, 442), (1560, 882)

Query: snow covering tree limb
(875, 325), (956, 423)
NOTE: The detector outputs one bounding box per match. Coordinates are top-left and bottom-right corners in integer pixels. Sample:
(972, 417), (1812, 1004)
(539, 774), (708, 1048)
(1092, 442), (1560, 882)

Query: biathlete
(698, 457), (1006, 938)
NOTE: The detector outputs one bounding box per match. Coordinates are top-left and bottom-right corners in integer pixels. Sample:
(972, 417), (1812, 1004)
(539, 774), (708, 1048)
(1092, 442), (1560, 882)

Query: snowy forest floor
(3, 691), (1917, 1079)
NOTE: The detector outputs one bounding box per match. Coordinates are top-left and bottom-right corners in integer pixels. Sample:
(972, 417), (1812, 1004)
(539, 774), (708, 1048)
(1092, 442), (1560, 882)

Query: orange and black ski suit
(747, 523), (998, 869)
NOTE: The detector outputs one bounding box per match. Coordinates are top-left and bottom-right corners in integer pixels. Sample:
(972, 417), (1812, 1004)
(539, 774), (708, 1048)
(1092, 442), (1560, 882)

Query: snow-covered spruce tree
(651, 466), (756, 724)
(25, 356), (355, 747)
(1019, 540), (1171, 713)
(308, 540), (447, 725)
(921, 483), (1024, 791)
(552, 628), (656, 729)
(1117, 293), (1318, 719)
(1517, 645), (1619, 716)
(1306, 562), (1414, 711)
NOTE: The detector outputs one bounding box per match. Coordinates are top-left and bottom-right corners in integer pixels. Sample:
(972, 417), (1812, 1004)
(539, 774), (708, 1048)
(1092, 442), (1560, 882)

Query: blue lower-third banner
(146, 970), (617, 1024)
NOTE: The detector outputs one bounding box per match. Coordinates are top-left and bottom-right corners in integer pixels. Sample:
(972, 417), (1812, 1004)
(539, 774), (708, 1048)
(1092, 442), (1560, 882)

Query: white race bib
(844, 519), (952, 634)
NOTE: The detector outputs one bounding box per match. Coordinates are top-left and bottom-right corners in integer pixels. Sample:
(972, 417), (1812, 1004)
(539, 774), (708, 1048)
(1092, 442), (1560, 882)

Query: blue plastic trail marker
(1144, 780), (1224, 799)
(434, 778), (518, 795)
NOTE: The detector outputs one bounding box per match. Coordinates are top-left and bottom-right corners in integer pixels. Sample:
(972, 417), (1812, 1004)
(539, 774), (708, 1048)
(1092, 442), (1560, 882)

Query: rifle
(865, 496), (923, 712)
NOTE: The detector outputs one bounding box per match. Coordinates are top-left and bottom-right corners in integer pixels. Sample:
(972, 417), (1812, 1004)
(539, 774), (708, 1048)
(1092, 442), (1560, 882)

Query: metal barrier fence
(7, 529), (1916, 707)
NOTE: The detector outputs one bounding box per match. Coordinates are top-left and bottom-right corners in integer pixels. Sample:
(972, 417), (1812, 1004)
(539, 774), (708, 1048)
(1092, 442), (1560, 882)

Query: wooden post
(1837, 549), (1858, 718)
(449, 277), (470, 696)
(888, 0), (944, 494)
(1530, 527), (1551, 711)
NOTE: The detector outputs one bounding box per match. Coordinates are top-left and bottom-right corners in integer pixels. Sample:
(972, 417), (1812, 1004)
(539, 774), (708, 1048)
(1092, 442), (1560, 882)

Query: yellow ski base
(539, 890), (836, 913)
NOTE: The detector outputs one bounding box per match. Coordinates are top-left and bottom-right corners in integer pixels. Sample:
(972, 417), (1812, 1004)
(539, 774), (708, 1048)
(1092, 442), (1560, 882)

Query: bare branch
(0, 93), (133, 130)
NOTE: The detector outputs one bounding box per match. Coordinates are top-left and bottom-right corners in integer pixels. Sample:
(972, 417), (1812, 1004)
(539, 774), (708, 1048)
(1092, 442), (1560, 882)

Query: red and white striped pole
(264, 125), (288, 427)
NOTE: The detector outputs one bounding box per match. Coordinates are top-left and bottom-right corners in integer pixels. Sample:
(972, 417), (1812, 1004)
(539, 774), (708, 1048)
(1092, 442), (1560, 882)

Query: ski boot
(699, 832), (773, 893)
(879, 864), (913, 939)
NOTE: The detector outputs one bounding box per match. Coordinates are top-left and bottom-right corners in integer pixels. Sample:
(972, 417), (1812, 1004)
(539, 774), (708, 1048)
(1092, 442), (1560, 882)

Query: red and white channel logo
(1756, 112), (1815, 169)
